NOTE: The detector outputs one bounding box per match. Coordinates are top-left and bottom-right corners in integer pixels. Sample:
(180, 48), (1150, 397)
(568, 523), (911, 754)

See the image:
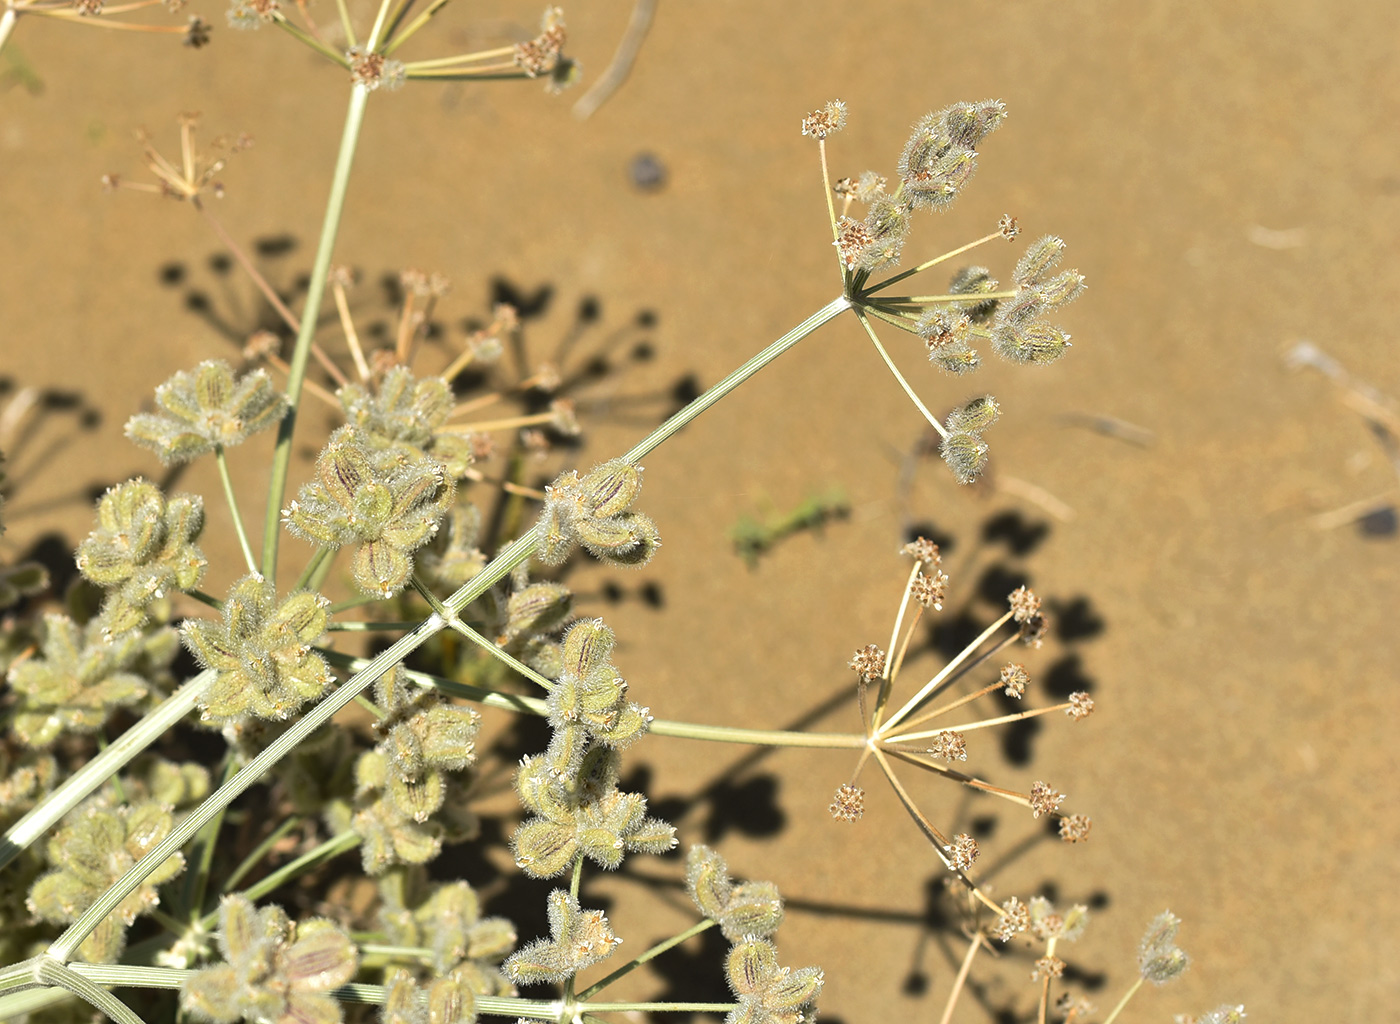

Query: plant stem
(0, 8), (18, 58)
(34, 959), (148, 1024)
(853, 307), (946, 439)
(260, 84), (370, 584)
(937, 931), (984, 1024)
(878, 610), (1014, 734)
(293, 546), (333, 592)
(215, 446), (258, 575)
(200, 831), (361, 929)
(1101, 977), (1144, 1024)
(577, 919), (714, 999)
(0, 671), (215, 871)
(221, 816), (302, 893)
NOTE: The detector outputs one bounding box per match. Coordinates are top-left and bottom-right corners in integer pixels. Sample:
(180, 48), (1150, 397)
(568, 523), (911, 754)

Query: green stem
(293, 546), (333, 592)
(186, 588), (224, 609)
(273, 13), (351, 65)
(381, 0), (451, 55)
(333, 0), (356, 47)
(201, 831), (361, 929)
(579, 1002), (736, 1014)
(577, 919), (715, 1000)
(1101, 977), (1144, 1024)
(853, 307), (947, 439)
(214, 446), (258, 574)
(448, 618), (555, 690)
(0, 670), (215, 871)
(221, 816), (302, 893)
(179, 757), (237, 920)
(325, 620), (421, 631)
(260, 84), (370, 584)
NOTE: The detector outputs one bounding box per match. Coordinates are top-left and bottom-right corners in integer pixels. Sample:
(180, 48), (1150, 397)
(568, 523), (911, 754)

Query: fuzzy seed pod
(945, 395), (1001, 434)
(940, 431), (990, 485)
(992, 322), (1072, 365)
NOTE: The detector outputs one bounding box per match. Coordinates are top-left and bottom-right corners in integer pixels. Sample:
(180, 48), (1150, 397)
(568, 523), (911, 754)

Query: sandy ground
(3, 1), (1400, 1021)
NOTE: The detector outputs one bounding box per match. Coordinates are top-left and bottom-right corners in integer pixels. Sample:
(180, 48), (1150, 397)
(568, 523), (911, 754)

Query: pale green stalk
(853, 307), (946, 438)
(0, 9), (18, 63)
(1101, 977), (1144, 1024)
(878, 610), (1014, 734)
(221, 816), (301, 893)
(34, 959), (147, 1024)
(261, 84), (370, 583)
(334, 651), (864, 749)
(214, 446), (257, 574)
(200, 831), (360, 928)
(577, 918), (714, 999)
(0, 670), (215, 871)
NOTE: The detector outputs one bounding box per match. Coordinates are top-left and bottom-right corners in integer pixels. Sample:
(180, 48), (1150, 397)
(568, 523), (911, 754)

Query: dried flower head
(1029, 896), (1089, 942)
(1028, 780), (1064, 819)
(1008, 586), (1042, 623)
(829, 783), (865, 822)
(125, 360), (288, 464)
(911, 569), (949, 610)
(1000, 663), (1029, 698)
(28, 801), (186, 962)
(901, 536), (942, 566)
(927, 730), (968, 762)
(76, 479), (206, 633)
(1176, 1005), (1247, 1024)
(181, 895), (359, 1024)
(1031, 954), (1066, 981)
(1066, 691), (1095, 720)
(801, 100), (847, 139)
(225, 0), (278, 30)
(1057, 814), (1092, 843)
(182, 574), (330, 723)
(283, 425), (455, 597)
(513, 6), (566, 77)
(948, 833), (978, 872)
(992, 896), (1030, 941)
(504, 889), (619, 985)
(848, 643), (886, 682)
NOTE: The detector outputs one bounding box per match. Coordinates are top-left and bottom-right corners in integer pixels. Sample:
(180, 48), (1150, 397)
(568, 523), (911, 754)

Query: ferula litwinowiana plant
(0, 8), (1247, 1024)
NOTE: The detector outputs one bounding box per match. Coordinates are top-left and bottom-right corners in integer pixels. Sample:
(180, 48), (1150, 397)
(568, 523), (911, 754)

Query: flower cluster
(990, 235), (1086, 366)
(337, 668), (482, 874)
(724, 937), (824, 1024)
(283, 425), (455, 597)
(685, 845), (785, 942)
(124, 360), (288, 464)
(535, 458), (660, 568)
(7, 611), (177, 747)
(27, 800), (186, 962)
(378, 867), (515, 991)
(76, 479), (206, 634)
(338, 367), (474, 478)
(503, 888), (619, 985)
(826, 100), (1007, 274)
(181, 895), (359, 1024)
(182, 574), (331, 724)
(1138, 910), (1190, 983)
(380, 968), (480, 1024)
(939, 394), (1000, 484)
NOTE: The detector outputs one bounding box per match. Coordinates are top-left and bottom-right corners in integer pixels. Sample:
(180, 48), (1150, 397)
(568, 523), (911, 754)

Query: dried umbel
(534, 458), (660, 569)
(124, 359), (288, 464)
(76, 478), (206, 633)
(282, 425), (455, 597)
(182, 573), (331, 723)
(503, 889), (619, 985)
(180, 895), (359, 1024)
(7, 612), (177, 747)
(27, 800), (186, 963)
